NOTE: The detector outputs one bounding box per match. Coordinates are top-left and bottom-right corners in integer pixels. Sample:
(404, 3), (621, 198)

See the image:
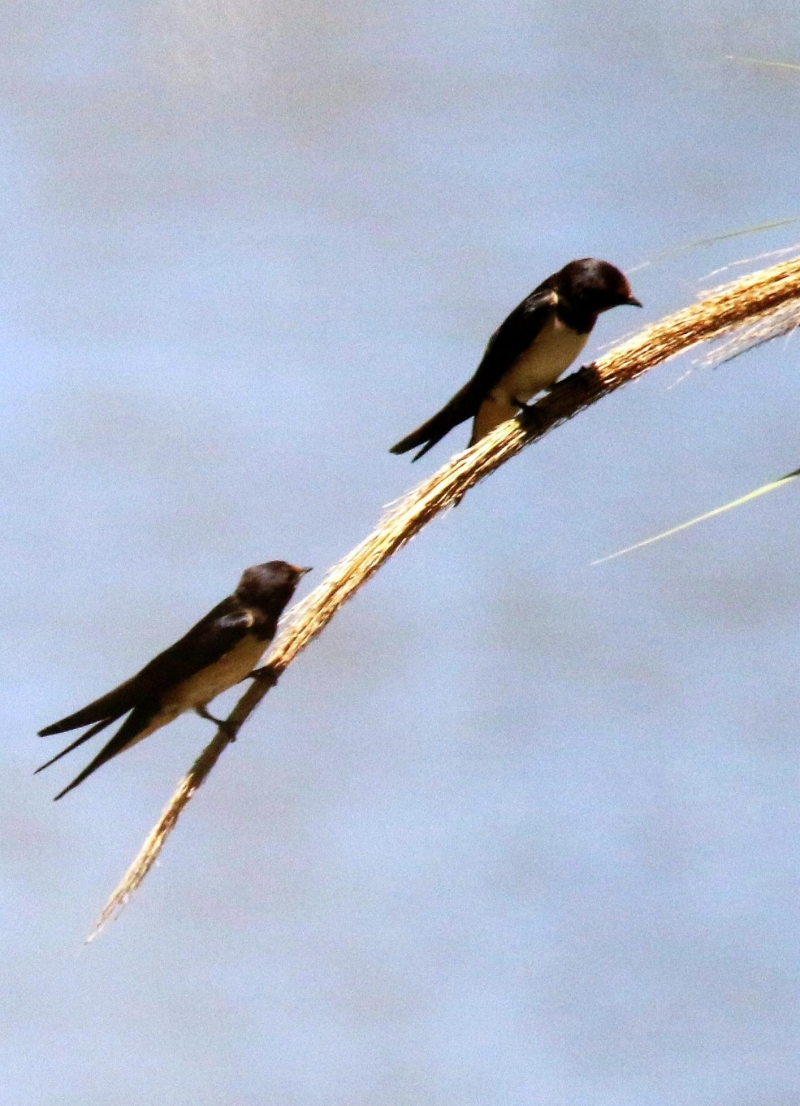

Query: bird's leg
(195, 704), (236, 740)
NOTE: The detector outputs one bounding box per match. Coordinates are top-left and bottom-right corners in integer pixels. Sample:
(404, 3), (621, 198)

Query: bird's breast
(497, 313), (589, 403)
(161, 634), (268, 713)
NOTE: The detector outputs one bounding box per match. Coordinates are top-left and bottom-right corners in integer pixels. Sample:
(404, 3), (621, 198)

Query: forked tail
(389, 383), (476, 461)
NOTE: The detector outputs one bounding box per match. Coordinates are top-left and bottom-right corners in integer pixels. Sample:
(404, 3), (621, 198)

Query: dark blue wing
(390, 287), (557, 459)
(468, 286), (559, 396)
(39, 597), (252, 736)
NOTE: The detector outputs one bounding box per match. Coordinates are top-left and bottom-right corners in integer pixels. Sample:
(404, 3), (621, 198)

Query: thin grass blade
(593, 468), (800, 565)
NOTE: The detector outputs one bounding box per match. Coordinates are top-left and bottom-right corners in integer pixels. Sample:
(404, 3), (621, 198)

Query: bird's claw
(247, 665), (279, 686)
(513, 399), (545, 431)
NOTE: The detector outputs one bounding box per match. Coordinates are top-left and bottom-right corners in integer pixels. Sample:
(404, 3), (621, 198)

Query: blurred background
(2, 2), (799, 1103)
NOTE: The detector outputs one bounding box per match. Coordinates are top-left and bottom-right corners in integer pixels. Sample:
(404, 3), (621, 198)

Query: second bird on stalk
(390, 258), (641, 460)
(37, 561), (311, 800)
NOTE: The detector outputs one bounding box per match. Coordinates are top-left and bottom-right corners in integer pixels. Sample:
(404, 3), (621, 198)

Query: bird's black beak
(295, 566), (313, 578)
(624, 295), (643, 307)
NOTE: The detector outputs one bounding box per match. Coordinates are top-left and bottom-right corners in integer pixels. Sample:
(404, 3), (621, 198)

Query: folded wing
(38, 597), (257, 797)
(390, 287), (557, 460)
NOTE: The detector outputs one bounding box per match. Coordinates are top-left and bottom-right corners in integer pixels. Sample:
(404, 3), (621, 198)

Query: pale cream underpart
(124, 625), (266, 749)
(472, 310), (589, 442)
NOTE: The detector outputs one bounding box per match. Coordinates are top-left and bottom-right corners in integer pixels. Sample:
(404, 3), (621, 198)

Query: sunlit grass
(725, 54), (800, 72)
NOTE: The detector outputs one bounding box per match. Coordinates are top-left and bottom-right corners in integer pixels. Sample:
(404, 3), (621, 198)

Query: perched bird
(38, 561), (311, 800)
(390, 258), (641, 460)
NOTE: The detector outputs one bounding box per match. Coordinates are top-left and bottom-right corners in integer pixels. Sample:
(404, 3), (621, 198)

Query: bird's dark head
(235, 561), (312, 613)
(557, 258), (641, 315)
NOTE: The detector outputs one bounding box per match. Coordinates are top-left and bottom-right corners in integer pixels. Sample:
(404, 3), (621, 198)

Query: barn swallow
(390, 258), (641, 460)
(37, 561), (311, 800)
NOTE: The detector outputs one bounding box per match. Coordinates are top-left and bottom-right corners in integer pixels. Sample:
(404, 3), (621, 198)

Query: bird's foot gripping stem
(195, 705), (237, 740)
(247, 664), (279, 688)
(512, 398), (545, 432)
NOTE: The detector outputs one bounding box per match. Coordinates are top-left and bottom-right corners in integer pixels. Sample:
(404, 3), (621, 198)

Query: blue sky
(1, 2), (799, 1103)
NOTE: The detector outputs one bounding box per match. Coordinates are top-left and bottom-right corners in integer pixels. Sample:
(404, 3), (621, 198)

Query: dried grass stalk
(89, 254), (800, 940)
(700, 297), (800, 366)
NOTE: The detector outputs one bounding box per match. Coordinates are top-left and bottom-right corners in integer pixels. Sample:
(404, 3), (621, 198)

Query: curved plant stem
(88, 254), (800, 940)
